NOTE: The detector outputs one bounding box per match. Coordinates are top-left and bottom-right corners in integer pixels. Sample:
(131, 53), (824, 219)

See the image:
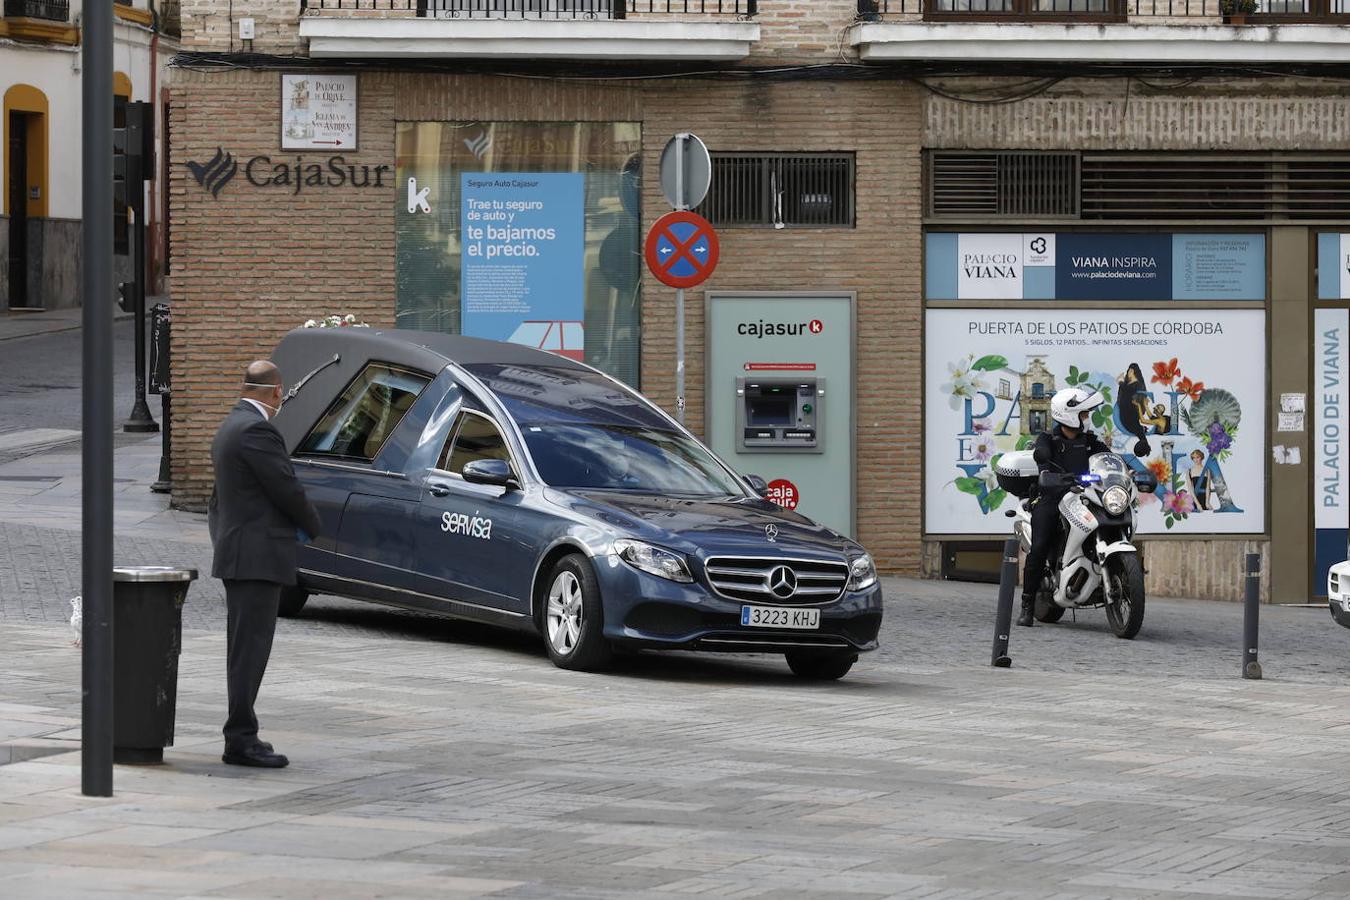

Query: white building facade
(2, 0), (177, 308)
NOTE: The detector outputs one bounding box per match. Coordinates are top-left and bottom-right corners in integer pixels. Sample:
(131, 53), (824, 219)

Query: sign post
(82, 0), (114, 797)
(654, 133), (712, 424)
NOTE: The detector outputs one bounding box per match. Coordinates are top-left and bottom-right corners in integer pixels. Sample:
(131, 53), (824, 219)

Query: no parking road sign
(645, 210), (720, 289)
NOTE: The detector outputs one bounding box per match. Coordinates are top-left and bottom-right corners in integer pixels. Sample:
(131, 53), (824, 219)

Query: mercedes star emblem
(765, 524), (778, 542)
(767, 565), (797, 600)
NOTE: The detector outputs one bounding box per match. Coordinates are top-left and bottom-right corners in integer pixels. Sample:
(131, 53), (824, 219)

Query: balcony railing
(300, 0), (758, 17)
(3, 0), (70, 21)
(857, 0), (1349, 21)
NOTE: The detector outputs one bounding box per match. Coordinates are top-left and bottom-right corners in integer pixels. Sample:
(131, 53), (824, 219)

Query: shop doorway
(7, 110), (30, 308)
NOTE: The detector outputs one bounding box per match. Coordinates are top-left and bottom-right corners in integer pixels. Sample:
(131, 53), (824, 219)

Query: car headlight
(1103, 486), (1130, 516)
(612, 539), (693, 583)
(848, 553), (877, 591)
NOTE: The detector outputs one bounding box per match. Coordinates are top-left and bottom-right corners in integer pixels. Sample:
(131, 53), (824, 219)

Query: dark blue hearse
(270, 327), (882, 679)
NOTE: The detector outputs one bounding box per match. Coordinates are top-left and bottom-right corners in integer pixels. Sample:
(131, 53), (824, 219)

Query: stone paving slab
(1, 612), (1349, 899)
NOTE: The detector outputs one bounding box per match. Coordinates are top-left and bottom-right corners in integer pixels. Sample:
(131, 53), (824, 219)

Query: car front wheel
(541, 554), (612, 672)
(785, 650), (857, 681)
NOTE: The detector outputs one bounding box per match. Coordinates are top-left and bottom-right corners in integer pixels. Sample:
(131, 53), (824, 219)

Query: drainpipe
(147, 0), (160, 293)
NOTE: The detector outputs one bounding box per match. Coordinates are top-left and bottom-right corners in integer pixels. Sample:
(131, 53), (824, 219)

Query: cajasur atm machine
(706, 292), (854, 536)
(737, 377), (825, 452)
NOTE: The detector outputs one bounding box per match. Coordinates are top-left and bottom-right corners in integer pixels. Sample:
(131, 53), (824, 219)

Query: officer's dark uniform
(1020, 425), (1110, 625)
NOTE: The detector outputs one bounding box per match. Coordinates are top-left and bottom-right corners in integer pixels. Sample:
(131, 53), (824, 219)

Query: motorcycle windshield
(1090, 453), (1133, 492)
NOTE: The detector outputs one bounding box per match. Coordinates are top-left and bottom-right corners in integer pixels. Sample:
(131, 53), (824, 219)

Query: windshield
(522, 423), (748, 497)
(1090, 453), (1133, 492)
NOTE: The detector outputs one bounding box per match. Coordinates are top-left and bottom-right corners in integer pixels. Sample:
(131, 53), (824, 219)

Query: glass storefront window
(395, 121), (643, 388)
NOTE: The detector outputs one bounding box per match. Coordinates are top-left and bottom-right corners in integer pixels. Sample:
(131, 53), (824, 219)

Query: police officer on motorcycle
(1019, 387), (1111, 627)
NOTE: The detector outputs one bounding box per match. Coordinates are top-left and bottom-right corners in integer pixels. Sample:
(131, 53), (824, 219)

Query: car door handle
(429, 484), (451, 497)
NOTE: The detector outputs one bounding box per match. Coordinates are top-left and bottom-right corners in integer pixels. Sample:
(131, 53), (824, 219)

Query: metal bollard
(991, 537), (1018, 668)
(1242, 552), (1262, 680)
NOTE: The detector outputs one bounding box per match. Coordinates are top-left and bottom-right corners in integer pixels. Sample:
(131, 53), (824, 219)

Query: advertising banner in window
(1315, 308), (1349, 590)
(1317, 233), (1350, 299)
(926, 233), (1265, 301)
(395, 121), (642, 387)
(924, 308), (1266, 535)
(460, 173), (585, 358)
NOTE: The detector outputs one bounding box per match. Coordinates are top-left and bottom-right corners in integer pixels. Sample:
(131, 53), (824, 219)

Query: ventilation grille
(697, 153), (855, 228)
(929, 152), (1078, 218)
(929, 151), (1350, 220)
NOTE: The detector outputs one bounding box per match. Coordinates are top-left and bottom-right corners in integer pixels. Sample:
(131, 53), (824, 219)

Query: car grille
(703, 557), (849, 605)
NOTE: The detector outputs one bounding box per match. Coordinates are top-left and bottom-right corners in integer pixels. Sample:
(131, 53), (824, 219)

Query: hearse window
(298, 364), (431, 461)
(440, 412), (512, 475)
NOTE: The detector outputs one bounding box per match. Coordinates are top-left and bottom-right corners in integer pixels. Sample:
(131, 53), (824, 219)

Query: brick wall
(180, 0), (863, 61)
(925, 76), (1350, 151)
(181, 0), (303, 53)
(639, 79), (925, 572)
(169, 69), (926, 573)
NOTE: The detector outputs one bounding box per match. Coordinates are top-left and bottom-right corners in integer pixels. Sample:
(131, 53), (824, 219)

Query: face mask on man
(243, 382), (284, 416)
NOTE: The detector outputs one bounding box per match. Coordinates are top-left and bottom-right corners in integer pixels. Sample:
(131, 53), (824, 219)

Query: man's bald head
(244, 361), (281, 388)
(241, 361), (283, 410)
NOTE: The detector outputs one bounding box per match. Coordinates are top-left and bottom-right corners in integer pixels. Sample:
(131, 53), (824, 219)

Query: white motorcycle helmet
(1050, 386), (1104, 430)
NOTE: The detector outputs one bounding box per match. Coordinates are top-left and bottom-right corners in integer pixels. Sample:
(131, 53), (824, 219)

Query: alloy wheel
(546, 571), (583, 656)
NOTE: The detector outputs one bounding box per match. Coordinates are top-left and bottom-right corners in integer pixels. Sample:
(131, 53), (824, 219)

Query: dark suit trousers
(223, 579), (281, 750)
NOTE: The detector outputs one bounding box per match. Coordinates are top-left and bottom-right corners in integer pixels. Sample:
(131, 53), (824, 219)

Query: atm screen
(748, 397), (794, 426)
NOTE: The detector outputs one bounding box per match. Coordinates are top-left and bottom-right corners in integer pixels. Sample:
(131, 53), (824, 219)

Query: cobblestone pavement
(3, 607), (1350, 899)
(3, 512), (1349, 684)
(4, 423), (1350, 897)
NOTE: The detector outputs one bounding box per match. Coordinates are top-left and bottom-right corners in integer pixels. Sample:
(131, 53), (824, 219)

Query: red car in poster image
(508, 320), (584, 361)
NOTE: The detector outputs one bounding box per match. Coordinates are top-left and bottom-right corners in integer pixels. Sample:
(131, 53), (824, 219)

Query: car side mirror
(462, 459), (517, 490)
(744, 474), (770, 497)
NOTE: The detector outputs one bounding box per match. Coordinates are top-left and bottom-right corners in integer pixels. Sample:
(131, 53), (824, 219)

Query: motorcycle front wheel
(1104, 554), (1146, 639)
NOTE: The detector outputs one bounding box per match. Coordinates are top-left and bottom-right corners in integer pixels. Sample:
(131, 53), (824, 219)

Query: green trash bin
(112, 566), (198, 764)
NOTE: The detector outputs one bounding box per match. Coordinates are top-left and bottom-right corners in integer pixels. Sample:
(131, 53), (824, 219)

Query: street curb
(0, 310), (136, 344)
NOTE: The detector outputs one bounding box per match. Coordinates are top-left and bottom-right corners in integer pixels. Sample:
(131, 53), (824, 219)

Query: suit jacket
(209, 400), (322, 585)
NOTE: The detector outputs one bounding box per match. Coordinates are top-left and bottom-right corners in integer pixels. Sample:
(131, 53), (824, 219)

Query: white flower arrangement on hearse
(303, 314), (371, 329)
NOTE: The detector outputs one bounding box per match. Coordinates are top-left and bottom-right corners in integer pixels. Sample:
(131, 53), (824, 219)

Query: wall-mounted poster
(1317, 233), (1350, 300)
(460, 172), (585, 359)
(281, 73), (357, 150)
(1315, 308), (1349, 590)
(926, 232), (1265, 301)
(924, 308), (1266, 535)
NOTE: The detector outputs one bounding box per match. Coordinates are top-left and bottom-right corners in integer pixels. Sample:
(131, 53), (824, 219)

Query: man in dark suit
(209, 360), (322, 768)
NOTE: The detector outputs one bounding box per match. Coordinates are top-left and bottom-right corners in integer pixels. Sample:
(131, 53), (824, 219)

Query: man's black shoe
(1016, 598), (1035, 627)
(222, 744), (289, 768)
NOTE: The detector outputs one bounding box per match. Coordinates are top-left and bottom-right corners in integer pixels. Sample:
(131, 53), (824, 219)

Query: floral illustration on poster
(925, 309), (1265, 535)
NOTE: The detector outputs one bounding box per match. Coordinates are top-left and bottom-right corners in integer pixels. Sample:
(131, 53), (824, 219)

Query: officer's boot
(1016, 594), (1035, 627)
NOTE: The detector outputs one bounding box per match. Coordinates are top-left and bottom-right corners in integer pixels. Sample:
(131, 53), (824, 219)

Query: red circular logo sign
(644, 211), (720, 289)
(766, 478), (800, 511)
(808, 319), (824, 334)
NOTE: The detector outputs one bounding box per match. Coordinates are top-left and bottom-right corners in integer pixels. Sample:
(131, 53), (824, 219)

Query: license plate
(740, 605), (820, 630)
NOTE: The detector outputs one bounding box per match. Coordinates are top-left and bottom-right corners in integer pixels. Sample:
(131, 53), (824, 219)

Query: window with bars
(696, 153), (855, 228)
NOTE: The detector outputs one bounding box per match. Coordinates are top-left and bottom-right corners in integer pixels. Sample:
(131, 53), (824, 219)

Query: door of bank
(705, 292), (855, 536)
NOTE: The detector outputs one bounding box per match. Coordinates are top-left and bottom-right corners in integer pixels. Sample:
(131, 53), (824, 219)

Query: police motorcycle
(995, 449), (1158, 639)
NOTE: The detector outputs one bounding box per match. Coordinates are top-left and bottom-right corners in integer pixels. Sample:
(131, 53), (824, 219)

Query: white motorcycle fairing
(1054, 491), (1101, 608)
